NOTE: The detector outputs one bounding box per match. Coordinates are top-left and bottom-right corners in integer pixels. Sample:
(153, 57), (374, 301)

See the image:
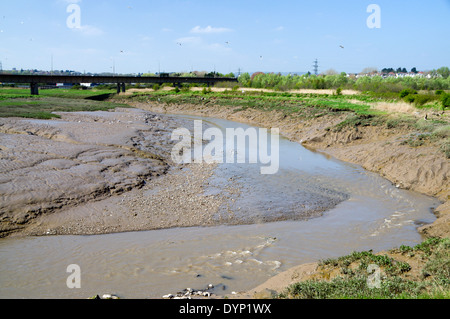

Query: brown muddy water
(0, 113), (440, 299)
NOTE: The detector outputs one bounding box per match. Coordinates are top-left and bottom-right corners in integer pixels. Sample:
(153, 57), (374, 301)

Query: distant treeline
(237, 70), (450, 92)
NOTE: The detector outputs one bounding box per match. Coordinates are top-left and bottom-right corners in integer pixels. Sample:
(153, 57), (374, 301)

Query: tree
(436, 67), (450, 79)
(238, 72), (251, 86)
(411, 67), (418, 74)
(251, 72), (264, 81)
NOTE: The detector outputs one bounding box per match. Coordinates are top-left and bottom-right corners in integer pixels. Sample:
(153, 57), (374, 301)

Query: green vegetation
(123, 89), (378, 116)
(279, 238), (449, 299)
(0, 88), (129, 119)
(442, 93), (450, 109)
(237, 71), (450, 92)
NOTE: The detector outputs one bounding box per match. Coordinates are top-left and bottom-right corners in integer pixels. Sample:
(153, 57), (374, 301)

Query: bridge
(0, 74), (238, 95)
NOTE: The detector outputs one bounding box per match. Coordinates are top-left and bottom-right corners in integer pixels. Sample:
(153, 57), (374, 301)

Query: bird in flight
(339, 45), (344, 49)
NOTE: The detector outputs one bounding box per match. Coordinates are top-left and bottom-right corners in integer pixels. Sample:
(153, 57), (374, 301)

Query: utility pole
(313, 59), (319, 76)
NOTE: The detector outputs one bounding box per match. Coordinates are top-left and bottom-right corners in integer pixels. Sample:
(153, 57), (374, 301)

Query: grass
(0, 87), (129, 119)
(120, 88), (381, 119)
(279, 238), (449, 299)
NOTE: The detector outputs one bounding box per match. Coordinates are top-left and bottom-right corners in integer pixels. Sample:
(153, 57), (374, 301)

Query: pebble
(88, 294), (120, 300)
(162, 284), (217, 299)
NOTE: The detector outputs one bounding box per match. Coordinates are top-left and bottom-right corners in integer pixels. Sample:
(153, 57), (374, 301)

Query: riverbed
(0, 110), (440, 299)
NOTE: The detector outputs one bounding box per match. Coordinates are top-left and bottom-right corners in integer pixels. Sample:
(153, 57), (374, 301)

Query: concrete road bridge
(0, 74), (238, 95)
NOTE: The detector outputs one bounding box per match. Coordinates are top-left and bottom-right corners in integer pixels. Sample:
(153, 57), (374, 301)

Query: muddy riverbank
(0, 109), (442, 299)
(129, 100), (449, 239)
(0, 107), (346, 238)
(0, 109), (224, 238)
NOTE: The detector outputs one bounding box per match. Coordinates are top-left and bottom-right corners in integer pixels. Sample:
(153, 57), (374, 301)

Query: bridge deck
(0, 74), (238, 95)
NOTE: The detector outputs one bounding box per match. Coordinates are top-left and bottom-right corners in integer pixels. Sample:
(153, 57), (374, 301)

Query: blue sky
(0, 0), (449, 74)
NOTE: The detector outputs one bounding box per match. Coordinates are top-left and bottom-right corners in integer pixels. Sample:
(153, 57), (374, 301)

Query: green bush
(435, 90), (444, 95)
(400, 89), (418, 98)
(404, 94), (416, 104)
(441, 93), (450, 109)
(71, 84), (86, 90)
(413, 94), (434, 107)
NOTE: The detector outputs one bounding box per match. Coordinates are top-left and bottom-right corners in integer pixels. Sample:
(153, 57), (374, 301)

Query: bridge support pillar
(117, 83), (126, 93)
(30, 83), (39, 95)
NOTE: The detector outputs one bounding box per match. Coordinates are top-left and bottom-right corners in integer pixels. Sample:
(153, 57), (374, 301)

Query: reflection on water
(0, 114), (439, 299)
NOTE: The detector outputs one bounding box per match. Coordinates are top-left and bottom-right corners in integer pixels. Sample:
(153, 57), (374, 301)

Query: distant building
(56, 83), (74, 88)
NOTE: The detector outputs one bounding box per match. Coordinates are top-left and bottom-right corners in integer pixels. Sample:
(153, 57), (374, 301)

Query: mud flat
(0, 108), (210, 237)
(0, 107), (347, 238)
